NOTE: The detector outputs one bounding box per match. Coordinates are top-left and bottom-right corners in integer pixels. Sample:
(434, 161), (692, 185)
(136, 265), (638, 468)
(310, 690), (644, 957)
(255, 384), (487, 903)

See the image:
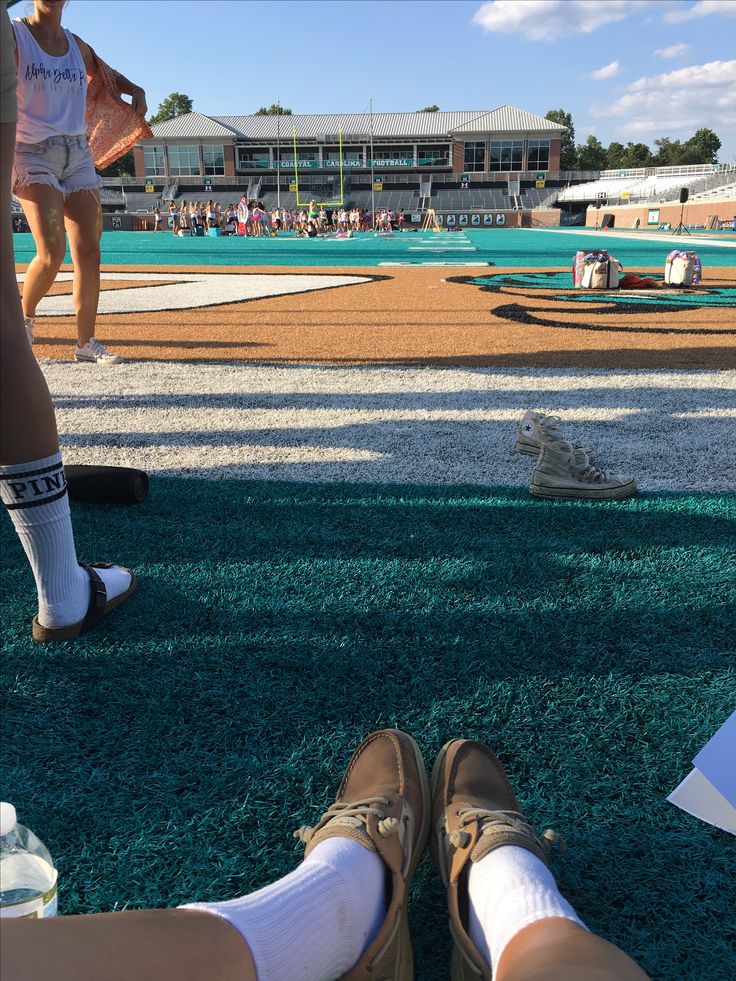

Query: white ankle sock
(467, 845), (586, 972)
(0, 453), (132, 628)
(183, 836), (386, 981)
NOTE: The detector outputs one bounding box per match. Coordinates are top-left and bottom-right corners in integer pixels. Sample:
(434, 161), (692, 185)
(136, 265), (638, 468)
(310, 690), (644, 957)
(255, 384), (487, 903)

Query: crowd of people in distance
(153, 196), (408, 238)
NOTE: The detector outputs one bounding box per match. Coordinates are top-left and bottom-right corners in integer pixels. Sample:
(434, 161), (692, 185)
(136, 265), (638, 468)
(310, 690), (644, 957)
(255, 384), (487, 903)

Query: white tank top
(12, 19), (88, 143)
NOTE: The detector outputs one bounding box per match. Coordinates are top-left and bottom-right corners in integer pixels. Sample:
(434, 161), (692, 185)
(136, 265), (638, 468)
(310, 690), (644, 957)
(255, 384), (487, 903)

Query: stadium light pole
(369, 97), (375, 226)
(276, 102), (281, 210)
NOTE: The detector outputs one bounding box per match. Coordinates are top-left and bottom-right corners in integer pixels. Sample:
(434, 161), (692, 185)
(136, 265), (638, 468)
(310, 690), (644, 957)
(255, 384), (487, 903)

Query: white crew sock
(0, 453), (132, 628)
(183, 836), (386, 981)
(468, 845), (587, 972)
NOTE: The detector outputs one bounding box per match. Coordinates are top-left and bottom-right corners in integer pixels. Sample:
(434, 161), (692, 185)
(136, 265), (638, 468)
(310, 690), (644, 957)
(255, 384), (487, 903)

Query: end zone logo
(449, 271), (736, 335)
(17, 272), (384, 315)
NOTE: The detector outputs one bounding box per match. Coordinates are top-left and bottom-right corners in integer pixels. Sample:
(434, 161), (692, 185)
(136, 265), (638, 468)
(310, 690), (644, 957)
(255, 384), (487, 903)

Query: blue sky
(47, 0), (736, 160)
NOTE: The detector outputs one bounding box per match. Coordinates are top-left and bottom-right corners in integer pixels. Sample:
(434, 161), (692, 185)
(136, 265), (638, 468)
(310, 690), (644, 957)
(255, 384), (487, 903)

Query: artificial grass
(12, 227), (736, 270)
(2, 478), (735, 979)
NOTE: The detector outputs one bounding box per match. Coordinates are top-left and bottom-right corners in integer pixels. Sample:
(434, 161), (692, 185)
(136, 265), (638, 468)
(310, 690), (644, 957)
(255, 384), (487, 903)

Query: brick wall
(451, 141), (465, 174)
(133, 146), (145, 179)
(223, 145), (236, 179)
(584, 199), (736, 228)
(548, 138), (561, 173)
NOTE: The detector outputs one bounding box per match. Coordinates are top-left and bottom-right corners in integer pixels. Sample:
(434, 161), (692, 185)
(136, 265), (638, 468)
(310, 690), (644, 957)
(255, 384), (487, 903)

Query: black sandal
(32, 563), (138, 644)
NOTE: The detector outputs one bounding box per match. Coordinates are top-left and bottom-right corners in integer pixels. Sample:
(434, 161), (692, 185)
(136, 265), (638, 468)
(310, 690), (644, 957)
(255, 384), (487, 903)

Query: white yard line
(534, 227), (736, 249)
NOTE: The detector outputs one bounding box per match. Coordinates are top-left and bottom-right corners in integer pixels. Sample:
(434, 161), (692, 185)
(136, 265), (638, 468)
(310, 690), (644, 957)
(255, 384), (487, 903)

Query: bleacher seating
(556, 165), (736, 205)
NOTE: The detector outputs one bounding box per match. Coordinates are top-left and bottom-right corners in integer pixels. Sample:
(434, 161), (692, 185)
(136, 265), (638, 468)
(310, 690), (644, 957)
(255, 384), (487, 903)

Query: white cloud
(665, 0), (736, 23)
(472, 0), (651, 41)
(654, 43), (690, 58)
(590, 60), (736, 141)
(588, 61), (621, 80)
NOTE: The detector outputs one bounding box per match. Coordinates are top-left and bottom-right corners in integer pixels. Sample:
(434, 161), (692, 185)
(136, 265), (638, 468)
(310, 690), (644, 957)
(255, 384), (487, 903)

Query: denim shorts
(13, 134), (103, 198)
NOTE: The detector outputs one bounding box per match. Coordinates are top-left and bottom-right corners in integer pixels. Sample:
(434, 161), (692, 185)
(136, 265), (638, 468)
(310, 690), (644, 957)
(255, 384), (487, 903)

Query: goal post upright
(294, 126), (345, 208)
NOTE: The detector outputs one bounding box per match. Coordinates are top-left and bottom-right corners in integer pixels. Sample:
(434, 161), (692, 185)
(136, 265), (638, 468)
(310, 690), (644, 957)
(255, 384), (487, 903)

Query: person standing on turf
(11, 0), (147, 364)
(1, 4), (137, 642)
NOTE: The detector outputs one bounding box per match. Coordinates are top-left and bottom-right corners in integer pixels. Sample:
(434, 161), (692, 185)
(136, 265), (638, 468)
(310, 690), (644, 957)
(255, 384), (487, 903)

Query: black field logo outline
(448, 271), (736, 336)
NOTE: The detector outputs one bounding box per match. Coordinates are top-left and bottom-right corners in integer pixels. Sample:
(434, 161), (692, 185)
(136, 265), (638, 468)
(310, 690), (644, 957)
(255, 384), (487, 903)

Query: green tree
(255, 104), (293, 115)
(681, 127), (721, 164)
(99, 150), (135, 178)
(620, 142), (654, 168)
(606, 141), (626, 169)
(148, 92), (193, 126)
(575, 135), (607, 171)
(545, 109), (575, 170)
(417, 105), (440, 112)
(653, 137), (683, 166)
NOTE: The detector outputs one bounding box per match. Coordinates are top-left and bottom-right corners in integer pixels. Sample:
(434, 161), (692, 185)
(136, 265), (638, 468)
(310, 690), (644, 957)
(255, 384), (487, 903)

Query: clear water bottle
(0, 802), (57, 918)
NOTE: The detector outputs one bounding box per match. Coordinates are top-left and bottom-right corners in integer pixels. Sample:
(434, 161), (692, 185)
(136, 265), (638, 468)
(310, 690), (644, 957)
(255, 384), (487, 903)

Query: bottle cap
(0, 802), (17, 836)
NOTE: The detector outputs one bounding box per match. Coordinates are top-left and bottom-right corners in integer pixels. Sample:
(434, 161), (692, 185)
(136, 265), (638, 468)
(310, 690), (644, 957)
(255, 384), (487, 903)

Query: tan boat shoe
(430, 740), (560, 980)
(295, 729), (430, 980)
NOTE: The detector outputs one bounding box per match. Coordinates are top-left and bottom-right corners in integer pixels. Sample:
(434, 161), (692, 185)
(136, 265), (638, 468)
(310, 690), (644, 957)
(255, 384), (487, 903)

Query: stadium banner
(648, 208), (660, 225)
(535, 179), (545, 189)
(276, 159), (320, 169)
(370, 158), (413, 167)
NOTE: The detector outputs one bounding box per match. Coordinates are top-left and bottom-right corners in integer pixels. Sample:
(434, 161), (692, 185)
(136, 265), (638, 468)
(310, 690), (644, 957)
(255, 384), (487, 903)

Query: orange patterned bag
(85, 51), (152, 170)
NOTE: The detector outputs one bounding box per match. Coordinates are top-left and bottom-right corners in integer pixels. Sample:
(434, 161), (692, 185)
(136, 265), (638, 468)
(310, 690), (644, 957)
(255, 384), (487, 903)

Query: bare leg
(0, 909), (257, 981)
(495, 918), (650, 981)
(63, 187), (102, 346)
(0, 128), (58, 464)
(12, 181), (66, 322)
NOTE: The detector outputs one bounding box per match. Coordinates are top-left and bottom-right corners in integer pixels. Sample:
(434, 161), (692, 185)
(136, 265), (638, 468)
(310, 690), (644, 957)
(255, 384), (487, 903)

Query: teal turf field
(2, 479), (734, 977)
(12, 226), (736, 269)
(4, 223), (736, 979)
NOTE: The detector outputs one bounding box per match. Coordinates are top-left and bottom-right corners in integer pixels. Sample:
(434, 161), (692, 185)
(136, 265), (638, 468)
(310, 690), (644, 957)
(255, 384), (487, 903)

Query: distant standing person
(168, 200), (178, 234)
(153, 204), (162, 232)
(11, 0), (147, 364)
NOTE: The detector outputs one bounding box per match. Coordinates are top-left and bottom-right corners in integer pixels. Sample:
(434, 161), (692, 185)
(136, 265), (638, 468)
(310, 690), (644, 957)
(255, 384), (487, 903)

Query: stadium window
(527, 140), (550, 171)
(143, 145), (165, 176)
(463, 141), (485, 173)
(203, 145), (225, 176)
(238, 148), (271, 169)
(417, 145), (450, 166)
(324, 148), (364, 168)
(372, 147), (413, 166)
(167, 145), (201, 177)
(489, 140), (523, 172)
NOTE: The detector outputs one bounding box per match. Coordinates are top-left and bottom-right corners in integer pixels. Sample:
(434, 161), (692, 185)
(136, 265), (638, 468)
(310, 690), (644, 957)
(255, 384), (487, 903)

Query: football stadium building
(125, 105), (735, 228)
(133, 106), (568, 218)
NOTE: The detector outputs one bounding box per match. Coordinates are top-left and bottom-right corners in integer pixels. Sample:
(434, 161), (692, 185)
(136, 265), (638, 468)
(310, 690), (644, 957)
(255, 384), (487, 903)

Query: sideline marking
(16, 271), (377, 315)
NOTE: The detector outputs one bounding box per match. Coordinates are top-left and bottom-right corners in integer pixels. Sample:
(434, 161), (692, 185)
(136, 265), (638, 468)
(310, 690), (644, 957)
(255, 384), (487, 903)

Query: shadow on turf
(2, 478), (733, 683)
(2, 477), (734, 980)
(50, 373), (736, 414)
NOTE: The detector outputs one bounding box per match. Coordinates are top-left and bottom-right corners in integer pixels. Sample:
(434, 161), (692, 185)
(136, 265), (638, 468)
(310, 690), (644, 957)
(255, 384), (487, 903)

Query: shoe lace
(450, 806), (562, 853)
(570, 459), (614, 484)
(88, 338), (110, 356)
(294, 797), (399, 843)
(539, 415), (565, 441)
